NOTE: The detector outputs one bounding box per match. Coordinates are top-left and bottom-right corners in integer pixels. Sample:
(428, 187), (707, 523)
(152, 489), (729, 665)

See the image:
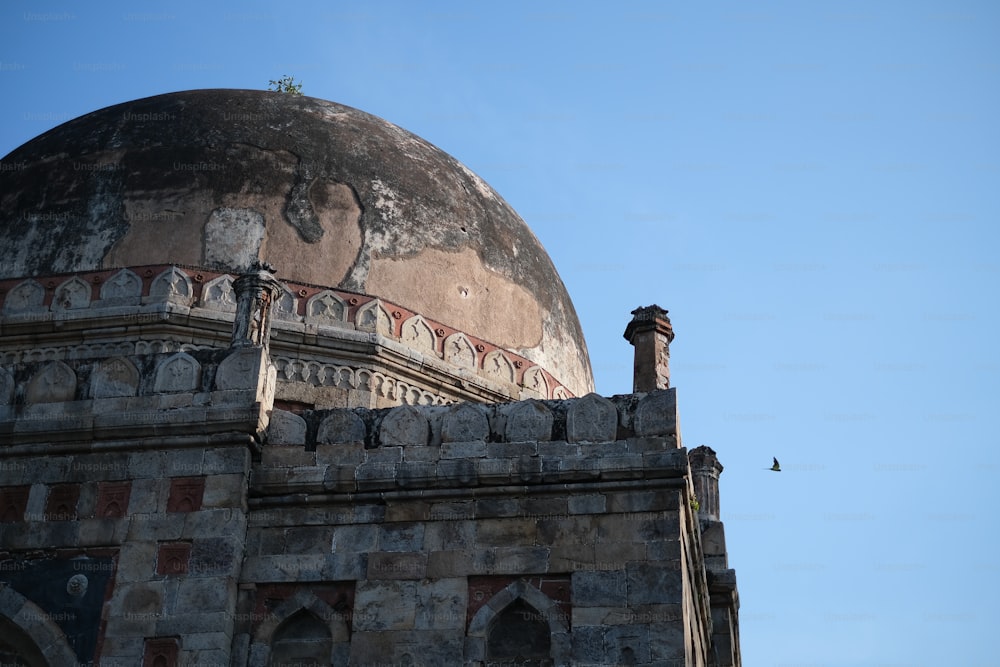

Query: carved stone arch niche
(467, 580), (570, 667)
(249, 590), (350, 667)
(0, 586), (79, 667)
(306, 290), (347, 324)
(355, 299), (393, 336)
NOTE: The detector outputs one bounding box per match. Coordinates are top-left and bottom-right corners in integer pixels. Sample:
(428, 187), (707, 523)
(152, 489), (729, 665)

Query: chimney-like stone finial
(231, 262), (283, 349)
(623, 304), (674, 392)
(688, 445), (724, 520)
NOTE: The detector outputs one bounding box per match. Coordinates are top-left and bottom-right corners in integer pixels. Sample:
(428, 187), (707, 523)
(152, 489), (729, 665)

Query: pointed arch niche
(249, 590), (350, 667)
(467, 580), (570, 666)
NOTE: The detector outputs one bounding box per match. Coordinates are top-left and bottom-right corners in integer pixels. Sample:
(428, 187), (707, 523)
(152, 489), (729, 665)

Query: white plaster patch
(203, 207), (265, 272)
(370, 179), (403, 222)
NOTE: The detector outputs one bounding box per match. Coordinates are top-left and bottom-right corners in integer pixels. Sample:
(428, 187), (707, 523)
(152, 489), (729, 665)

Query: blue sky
(3, 2), (999, 665)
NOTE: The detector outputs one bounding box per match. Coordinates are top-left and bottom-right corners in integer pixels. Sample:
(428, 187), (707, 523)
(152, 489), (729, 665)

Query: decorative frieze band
(0, 265), (571, 400)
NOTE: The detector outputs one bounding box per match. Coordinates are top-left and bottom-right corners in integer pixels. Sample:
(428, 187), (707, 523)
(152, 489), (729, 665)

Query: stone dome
(0, 89), (593, 395)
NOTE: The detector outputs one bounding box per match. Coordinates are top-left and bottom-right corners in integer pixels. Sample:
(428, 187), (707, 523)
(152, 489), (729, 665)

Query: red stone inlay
(45, 483), (80, 521)
(94, 481), (131, 519)
(143, 636), (179, 667)
(156, 543), (191, 576)
(166, 477), (205, 513)
(0, 486), (29, 523)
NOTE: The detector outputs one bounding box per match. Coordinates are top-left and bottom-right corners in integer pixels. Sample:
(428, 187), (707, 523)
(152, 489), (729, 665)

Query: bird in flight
(769, 457), (781, 472)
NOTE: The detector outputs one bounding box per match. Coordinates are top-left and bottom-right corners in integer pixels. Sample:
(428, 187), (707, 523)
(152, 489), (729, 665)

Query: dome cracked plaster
(0, 89), (593, 395)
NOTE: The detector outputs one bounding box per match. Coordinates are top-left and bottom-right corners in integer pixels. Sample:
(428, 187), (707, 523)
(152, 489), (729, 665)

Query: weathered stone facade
(0, 91), (740, 666)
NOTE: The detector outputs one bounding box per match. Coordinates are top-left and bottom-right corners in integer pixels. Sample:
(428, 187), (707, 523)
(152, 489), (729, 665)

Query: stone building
(0, 90), (740, 666)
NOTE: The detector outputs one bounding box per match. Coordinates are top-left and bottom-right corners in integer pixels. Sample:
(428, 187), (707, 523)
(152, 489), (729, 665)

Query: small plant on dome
(689, 495), (700, 512)
(268, 75), (303, 95)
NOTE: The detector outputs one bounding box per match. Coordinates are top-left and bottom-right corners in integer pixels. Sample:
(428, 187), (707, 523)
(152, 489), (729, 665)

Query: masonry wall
(240, 390), (715, 666)
(0, 338), (734, 666)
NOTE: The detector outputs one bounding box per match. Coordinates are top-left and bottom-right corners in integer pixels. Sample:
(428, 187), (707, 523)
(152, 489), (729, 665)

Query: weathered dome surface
(0, 89), (593, 395)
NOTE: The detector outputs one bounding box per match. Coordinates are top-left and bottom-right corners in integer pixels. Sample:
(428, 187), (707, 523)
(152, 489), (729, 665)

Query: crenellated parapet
(251, 389), (682, 497)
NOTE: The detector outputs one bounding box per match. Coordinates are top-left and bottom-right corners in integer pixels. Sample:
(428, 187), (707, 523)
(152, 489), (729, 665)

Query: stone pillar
(623, 304), (674, 392)
(688, 445), (723, 520)
(231, 262), (283, 349)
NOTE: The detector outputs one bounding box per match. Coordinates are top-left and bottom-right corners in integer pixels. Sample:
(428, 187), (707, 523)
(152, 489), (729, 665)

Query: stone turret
(231, 262), (283, 349)
(623, 304), (675, 392)
(688, 445), (723, 520)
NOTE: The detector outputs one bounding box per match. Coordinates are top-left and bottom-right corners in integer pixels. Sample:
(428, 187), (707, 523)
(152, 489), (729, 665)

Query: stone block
(486, 440), (537, 458)
(215, 346), (267, 391)
(628, 435), (678, 453)
(316, 409), (367, 444)
(648, 620), (686, 661)
(349, 630), (463, 666)
(323, 552), (367, 580)
(440, 403), (489, 442)
(573, 569), (628, 606)
(353, 581), (418, 631)
(440, 440), (487, 459)
(384, 500), (431, 522)
(414, 577), (467, 630)
(426, 549), (474, 578)
(283, 526), (333, 555)
(332, 524), (378, 552)
(627, 562), (683, 605)
(567, 393), (618, 443)
(355, 462), (396, 490)
(166, 448), (208, 477)
(474, 496), (522, 519)
(435, 459), (476, 486)
(395, 462), (437, 489)
(154, 611), (230, 636)
(524, 496), (568, 518)
(502, 399), (553, 442)
(266, 409), (306, 445)
(572, 625), (607, 662)
(607, 489), (680, 514)
(400, 445), (439, 463)
(368, 551), (427, 580)
(606, 624), (651, 664)
(646, 539), (682, 561)
(378, 522), (424, 552)
(261, 445), (315, 468)
(428, 501), (475, 522)
(202, 473), (246, 508)
(77, 518), (119, 547)
(316, 442), (366, 466)
(568, 494), (606, 515)
(422, 520), (475, 551)
(491, 546), (550, 574)
(173, 576), (231, 612)
(323, 464), (358, 493)
(477, 457), (512, 482)
(127, 513), (183, 542)
(537, 515), (595, 544)
(188, 536), (243, 577)
(634, 388), (678, 436)
(594, 541), (647, 569)
(181, 509), (244, 542)
(366, 445), (403, 464)
(550, 543), (597, 571)
(475, 518), (537, 547)
(537, 441), (578, 457)
(379, 405), (429, 447)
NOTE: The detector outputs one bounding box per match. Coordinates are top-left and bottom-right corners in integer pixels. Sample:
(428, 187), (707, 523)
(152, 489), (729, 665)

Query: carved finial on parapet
(231, 261), (283, 349)
(623, 304), (674, 392)
(688, 445), (724, 520)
